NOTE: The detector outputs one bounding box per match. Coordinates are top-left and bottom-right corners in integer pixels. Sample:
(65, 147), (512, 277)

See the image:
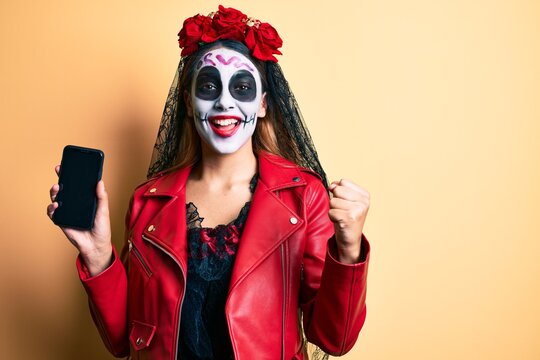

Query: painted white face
(190, 47), (265, 154)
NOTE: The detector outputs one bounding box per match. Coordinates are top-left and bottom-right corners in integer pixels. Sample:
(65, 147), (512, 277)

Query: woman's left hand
(328, 179), (370, 264)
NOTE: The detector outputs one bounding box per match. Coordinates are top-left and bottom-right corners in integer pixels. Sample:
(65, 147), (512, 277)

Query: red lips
(208, 115), (242, 137)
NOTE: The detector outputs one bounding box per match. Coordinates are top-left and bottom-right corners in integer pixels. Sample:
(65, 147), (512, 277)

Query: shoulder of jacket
(131, 170), (167, 197)
(299, 167), (323, 183)
(295, 167), (329, 209)
(259, 150), (324, 184)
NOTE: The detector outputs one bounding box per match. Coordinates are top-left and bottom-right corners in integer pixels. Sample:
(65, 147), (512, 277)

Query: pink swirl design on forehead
(202, 53), (217, 67)
(215, 54), (255, 72)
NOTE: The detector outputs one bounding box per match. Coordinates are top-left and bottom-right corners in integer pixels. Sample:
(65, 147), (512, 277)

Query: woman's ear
(257, 92), (267, 118)
(184, 90), (193, 117)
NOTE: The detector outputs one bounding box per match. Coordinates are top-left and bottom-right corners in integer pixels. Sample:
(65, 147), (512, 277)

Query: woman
(47, 6), (371, 359)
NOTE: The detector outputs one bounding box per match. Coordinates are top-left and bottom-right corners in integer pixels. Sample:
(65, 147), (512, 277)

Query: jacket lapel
(140, 166), (192, 271)
(228, 152), (308, 293)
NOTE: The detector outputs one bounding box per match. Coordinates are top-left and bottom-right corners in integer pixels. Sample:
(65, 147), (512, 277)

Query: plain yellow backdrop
(1, 0), (539, 359)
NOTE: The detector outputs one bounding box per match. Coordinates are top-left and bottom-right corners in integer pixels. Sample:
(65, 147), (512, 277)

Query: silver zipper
(128, 239), (152, 277)
(280, 243), (286, 360)
(141, 234), (186, 360)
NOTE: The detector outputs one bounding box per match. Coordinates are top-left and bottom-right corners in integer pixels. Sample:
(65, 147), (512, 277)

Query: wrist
(80, 245), (113, 277)
(335, 242), (362, 264)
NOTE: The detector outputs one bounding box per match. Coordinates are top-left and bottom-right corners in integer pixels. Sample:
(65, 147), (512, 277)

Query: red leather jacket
(76, 151), (370, 359)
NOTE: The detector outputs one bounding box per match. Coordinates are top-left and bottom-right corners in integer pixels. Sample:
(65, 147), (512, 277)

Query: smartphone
(52, 145), (104, 230)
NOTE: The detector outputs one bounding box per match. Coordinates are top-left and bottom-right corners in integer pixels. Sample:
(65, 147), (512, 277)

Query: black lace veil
(146, 59), (184, 179)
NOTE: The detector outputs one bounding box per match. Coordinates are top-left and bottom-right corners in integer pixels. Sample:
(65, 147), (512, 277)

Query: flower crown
(178, 5), (283, 62)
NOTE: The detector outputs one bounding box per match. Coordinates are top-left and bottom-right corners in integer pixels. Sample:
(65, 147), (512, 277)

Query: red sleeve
(75, 191), (141, 357)
(76, 247), (129, 357)
(300, 179), (371, 356)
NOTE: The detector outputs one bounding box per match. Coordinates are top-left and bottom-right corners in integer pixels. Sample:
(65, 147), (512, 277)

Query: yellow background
(1, 0), (539, 359)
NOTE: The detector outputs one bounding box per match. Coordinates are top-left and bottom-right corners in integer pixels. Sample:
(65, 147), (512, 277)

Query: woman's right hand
(47, 165), (113, 276)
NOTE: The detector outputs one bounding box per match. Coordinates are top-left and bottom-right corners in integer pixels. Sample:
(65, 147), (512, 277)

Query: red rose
(213, 5), (248, 42)
(213, 5), (247, 29)
(213, 5), (247, 41)
(200, 17), (219, 43)
(217, 23), (246, 42)
(245, 22), (283, 62)
(178, 14), (218, 56)
(178, 15), (204, 55)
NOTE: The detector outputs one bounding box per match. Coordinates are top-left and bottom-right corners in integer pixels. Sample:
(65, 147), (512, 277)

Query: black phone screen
(53, 145), (104, 229)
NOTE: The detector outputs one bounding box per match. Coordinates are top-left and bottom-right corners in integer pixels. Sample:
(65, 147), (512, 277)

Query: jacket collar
(141, 150), (315, 198)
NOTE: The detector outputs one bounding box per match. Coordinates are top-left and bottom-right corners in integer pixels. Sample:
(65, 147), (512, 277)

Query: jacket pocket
(129, 320), (156, 351)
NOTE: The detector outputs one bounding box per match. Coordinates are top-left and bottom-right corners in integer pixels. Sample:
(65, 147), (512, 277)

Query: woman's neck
(192, 141), (258, 189)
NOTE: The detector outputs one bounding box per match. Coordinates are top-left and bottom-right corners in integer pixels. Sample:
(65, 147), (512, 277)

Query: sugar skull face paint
(190, 48), (265, 154)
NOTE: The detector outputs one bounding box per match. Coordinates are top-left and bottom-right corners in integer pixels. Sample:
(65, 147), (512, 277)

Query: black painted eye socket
(229, 70), (257, 102)
(195, 66), (222, 100)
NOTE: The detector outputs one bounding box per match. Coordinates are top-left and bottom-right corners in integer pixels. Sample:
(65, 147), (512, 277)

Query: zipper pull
(128, 239), (133, 252)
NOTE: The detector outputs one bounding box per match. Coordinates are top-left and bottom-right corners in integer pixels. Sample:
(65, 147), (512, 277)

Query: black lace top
(178, 175), (258, 360)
